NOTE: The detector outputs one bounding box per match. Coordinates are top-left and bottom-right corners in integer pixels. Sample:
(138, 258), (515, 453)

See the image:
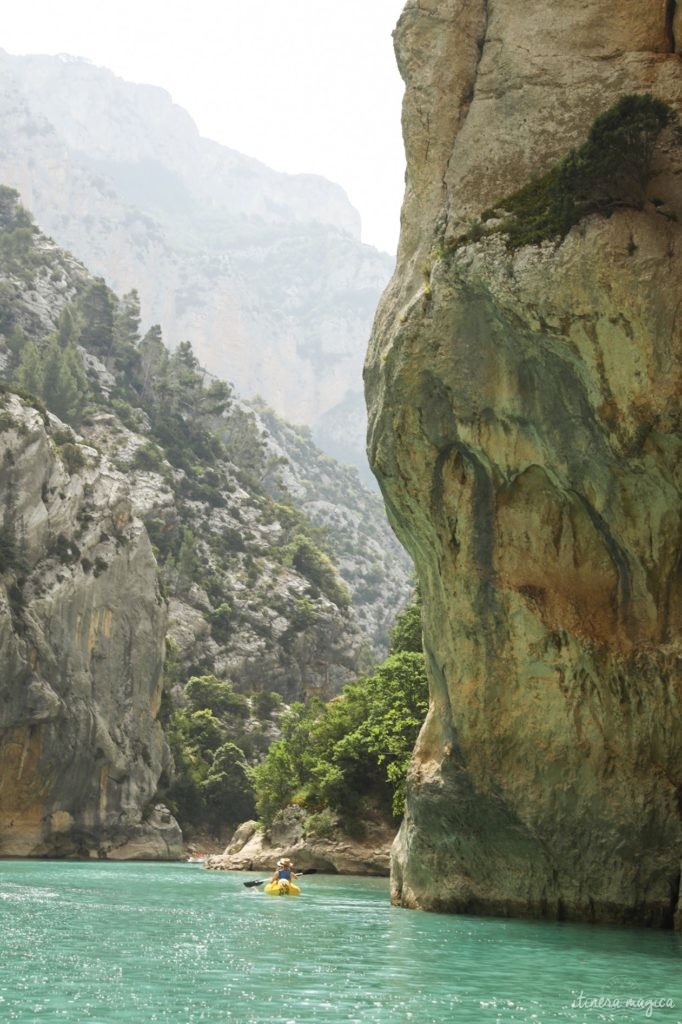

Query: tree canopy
(252, 598), (428, 824)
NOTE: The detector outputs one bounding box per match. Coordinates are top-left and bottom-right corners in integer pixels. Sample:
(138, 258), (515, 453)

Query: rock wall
(365, 0), (682, 926)
(0, 394), (181, 858)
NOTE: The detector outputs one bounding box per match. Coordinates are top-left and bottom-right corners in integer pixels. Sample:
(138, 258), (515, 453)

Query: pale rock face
(0, 51), (393, 477)
(0, 395), (181, 858)
(366, 0), (682, 926)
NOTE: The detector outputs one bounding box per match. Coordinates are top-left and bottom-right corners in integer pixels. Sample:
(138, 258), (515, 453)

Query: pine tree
(176, 528), (198, 596)
(42, 338), (88, 426)
(16, 340), (45, 397)
(0, 454), (19, 574)
(174, 340), (198, 371)
(139, 324), (169, 409)
(114, 289), (141, 348)
(56, 305), (78, 349)
(78, 279), (115, 357)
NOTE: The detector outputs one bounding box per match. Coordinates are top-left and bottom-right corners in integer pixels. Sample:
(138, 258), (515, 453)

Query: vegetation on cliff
(252, 598), (427, 828)
(464, 95), (677, 249)
(0, 185), (413, 842)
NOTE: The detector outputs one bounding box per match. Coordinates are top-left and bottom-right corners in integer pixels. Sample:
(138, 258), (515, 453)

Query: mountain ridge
(0, 49), (392, 478)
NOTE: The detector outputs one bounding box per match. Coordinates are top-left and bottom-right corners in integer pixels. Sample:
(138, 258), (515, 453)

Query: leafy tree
(0, 455), (21, 575)
(175, 527), (198, 596)
(15, 330), (88, 427)
(0, 281), (17, 335)
(253, 649), (428, 825)
(252, 738), (303, 826)
(200, 379), (232, 418)
(184, 708), (225, 758)
(201, 742), (255, 827)
(339, 652), (429, 816)
(165, 710), (208, 826)
(174, 340), (199, 371)
(209, 602), (233, 644)
(252, 689), (282, 720)
(137, 324), (169, 408)
(55, 305), (78, 349)
(114, 289), (141, 348)
(110, 289), (143, 382)
(389, 595), (423, 655)
(185, 674), (249, 719)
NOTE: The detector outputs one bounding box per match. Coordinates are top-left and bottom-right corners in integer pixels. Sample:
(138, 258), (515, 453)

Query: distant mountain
(0, 50), (393, 480)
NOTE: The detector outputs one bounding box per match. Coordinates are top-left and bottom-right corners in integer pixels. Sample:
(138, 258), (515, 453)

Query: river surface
(1, 861), (681, 1024)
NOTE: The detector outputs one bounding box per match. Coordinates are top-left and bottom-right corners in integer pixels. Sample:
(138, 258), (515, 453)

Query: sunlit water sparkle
(0, 861), (680, 1023)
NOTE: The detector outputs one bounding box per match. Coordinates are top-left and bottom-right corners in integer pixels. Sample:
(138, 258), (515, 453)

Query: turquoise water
(1, 862), (681, 1024)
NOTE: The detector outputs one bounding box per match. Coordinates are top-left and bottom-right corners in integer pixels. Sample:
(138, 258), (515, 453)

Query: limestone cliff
(0, 393), (181, 858)
(366, 0), (682, 927)
(0, 185), (412, 846)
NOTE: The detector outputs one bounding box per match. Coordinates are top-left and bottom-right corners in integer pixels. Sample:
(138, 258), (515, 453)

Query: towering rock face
(0, 394), (180, 858)
(366, 0), (682, 926)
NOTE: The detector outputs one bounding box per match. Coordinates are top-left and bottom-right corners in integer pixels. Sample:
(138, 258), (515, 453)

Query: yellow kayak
(264, 880), (301, 896)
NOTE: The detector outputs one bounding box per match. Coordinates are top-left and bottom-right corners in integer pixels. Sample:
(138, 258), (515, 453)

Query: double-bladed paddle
(243, 868), (318, 888)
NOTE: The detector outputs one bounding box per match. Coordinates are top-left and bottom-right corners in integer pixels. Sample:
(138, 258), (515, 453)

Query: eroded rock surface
(206, 807), (392, 876)
(0, 395), (180, 858)
(365, 0), (682, 926)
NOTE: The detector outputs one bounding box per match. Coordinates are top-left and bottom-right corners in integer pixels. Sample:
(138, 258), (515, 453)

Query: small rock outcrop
(0, 394), (180, 858)
(206, 807), (392, 876)
(366, 1), (682, 926)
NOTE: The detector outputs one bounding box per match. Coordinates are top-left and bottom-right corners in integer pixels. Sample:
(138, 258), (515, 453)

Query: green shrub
(252, 689), (283, 720)
(132, 442), (165, 473)
(57, 442), (86, 474)
(303, 807), (337, 839)
(290, 596), (318, 631)
(51, 428), (75, 447)
(185, 674), (250, 719)
(209, 602), (233, 644)
(288, 535), (350, 609)
(200, 742), (255, 828)
(0, 522), (18, 574)
(49, 533), (80, 565)
(390, 597), (423, 654)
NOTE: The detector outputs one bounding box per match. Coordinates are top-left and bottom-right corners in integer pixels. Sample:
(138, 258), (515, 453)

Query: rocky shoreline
(204, 809), (393, 877)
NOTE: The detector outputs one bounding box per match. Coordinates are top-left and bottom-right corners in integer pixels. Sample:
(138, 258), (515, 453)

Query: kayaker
(270, 858), (297, 884)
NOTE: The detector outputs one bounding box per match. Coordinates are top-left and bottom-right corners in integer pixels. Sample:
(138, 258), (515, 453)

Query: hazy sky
(4, 0), (407, 254)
